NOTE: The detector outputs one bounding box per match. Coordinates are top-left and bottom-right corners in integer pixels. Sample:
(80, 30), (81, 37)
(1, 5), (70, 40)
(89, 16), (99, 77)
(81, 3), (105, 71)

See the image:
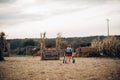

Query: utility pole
(106, 19), (110, 56)
(106, 19), (110, 37)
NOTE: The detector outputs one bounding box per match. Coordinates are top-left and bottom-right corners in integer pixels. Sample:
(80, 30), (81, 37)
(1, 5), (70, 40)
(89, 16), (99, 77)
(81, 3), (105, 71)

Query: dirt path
(0, 57), (120, 80)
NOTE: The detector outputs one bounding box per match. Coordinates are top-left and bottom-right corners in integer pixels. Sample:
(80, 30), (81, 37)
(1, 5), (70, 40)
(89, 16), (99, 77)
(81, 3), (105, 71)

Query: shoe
(72, 59), (75, 63)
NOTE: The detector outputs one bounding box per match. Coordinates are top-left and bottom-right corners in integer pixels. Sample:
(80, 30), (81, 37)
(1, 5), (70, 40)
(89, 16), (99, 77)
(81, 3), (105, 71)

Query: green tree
(23, 39), (35, 47)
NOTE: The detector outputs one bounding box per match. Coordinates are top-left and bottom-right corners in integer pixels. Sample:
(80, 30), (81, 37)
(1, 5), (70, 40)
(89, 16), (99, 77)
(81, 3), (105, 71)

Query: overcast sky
(0, 0), (120, 39)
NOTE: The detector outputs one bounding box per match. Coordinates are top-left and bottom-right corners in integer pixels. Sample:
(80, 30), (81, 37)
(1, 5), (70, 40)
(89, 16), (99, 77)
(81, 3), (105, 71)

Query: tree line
(6, 35), (120, 57)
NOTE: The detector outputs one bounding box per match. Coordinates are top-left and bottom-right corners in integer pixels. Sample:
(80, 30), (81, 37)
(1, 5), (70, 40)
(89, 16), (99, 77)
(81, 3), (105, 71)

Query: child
(63, 45), (75, 63)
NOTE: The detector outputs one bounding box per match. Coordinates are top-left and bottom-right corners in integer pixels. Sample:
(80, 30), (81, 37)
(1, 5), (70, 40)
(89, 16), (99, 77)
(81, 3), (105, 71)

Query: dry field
(0, 56), (120, 80)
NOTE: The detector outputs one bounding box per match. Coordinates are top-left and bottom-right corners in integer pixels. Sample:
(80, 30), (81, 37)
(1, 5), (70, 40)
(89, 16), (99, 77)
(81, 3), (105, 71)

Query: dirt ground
(0, 56), (120, 80)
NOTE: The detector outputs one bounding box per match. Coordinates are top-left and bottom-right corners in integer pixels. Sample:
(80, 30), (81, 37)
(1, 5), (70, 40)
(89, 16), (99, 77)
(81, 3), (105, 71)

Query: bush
(91, 36), (120, 58)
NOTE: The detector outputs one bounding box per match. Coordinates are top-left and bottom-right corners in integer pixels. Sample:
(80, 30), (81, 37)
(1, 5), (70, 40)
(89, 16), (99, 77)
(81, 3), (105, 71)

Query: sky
(0, 0), (120, 39)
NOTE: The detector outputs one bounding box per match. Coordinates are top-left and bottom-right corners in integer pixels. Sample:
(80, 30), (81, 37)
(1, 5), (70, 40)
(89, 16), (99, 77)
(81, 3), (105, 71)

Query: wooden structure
(76, 47), (98, 57)
(40, 33), (61, 60)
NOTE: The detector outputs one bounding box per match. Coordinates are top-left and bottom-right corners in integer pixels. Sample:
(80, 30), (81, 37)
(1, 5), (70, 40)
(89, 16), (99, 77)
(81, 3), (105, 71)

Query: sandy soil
(0, 56), (120, 80)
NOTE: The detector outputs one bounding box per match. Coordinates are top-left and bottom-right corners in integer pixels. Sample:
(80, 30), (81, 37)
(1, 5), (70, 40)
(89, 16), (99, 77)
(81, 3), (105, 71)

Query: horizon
(6, 34), (120, 40)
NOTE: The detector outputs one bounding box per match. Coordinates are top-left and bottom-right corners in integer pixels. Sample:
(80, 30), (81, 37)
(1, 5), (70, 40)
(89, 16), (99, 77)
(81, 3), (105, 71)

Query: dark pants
(0, 50), (5, 61)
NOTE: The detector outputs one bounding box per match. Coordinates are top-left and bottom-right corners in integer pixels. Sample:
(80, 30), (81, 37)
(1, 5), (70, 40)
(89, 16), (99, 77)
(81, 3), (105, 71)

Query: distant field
(0, 57), (120, 80)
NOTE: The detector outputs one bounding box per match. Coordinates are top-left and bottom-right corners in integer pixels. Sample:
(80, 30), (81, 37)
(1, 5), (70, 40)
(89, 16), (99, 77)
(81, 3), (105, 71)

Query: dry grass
(0, 57), (120, 80)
